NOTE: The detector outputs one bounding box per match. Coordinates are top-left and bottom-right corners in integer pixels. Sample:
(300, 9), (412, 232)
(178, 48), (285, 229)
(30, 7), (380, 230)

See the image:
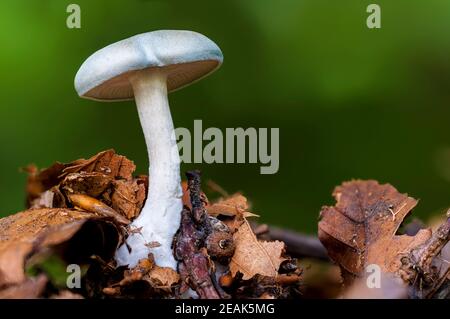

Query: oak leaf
(318, 180), (432, 285)
(230, 219), (285, 280)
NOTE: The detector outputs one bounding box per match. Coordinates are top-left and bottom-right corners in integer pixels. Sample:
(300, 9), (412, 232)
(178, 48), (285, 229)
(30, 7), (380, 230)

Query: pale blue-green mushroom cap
(75, 30), (223, 101)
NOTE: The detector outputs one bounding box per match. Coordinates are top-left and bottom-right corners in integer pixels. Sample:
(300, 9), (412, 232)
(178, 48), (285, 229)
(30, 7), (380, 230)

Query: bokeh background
(0, 0), (449, 233)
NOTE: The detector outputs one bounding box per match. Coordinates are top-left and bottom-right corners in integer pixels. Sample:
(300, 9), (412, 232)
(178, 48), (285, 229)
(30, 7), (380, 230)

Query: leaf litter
(4, 151), (450, 298)
(0, 150), (300, 299)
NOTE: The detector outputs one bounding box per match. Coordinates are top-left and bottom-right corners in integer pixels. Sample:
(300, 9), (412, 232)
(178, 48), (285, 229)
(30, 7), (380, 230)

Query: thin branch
(264, 225), (329, 261)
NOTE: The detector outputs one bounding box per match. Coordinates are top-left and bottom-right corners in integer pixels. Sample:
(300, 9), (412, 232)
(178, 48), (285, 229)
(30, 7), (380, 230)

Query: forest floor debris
(0, 150), (301, 299)
(1, 151), (449, 298)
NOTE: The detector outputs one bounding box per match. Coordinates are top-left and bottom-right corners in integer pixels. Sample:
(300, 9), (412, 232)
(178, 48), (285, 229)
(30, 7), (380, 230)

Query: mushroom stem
(115, 69), (182, 269)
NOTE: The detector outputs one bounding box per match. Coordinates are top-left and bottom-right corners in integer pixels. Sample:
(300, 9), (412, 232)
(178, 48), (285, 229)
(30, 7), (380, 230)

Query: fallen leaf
(26, 150), (147, 222)
(0, 208), (119, 288)
(115, 255), (179, 292)
(26, 149), (136, 207)
(146, 266), (180, 289)
(61, 149), (135, 180)
(230, 219), (285, 280)
(110, 179), (146, 220)
(207, 194), (258, 218)
(318, 180), (432, 285)
(62, 172), (112, 197)
(119, 258), (154, 286)
(0, 274), (48, 299)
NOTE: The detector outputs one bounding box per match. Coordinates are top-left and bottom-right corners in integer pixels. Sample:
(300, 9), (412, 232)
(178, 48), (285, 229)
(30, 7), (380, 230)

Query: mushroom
(74, 30), (223, 269)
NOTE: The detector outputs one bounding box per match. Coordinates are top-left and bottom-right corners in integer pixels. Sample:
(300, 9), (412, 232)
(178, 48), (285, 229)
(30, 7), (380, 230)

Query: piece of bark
(175, 208), (219, 299)
(182, 180), (209, 210)
(175, 171), (220, 299)
(185, 170), (210, 225)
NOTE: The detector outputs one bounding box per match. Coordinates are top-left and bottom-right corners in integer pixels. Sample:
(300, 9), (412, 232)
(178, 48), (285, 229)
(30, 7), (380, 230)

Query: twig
(408, 216), (450, 297)
(186, 170), (209, 226)
(206, 180), (229, 198)
(175, 207), (219, 299)
(265, 225), (329, 261)
(411, 217), (450, 273)
(174, 171), (220, 299)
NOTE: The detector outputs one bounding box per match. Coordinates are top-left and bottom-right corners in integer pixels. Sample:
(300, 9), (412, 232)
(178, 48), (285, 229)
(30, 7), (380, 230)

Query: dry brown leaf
(0, 274), (48, 299)
(116, 256), (179, 291)
(0, 208), (118, 288)
(207, 194), (258, 218)
(146, 266), (180, 289)
(318, 180), (432, 285)
(230, 219), (285, 280)
(62, 172), (113, 197)
(26, 149), (136, 207)
(61, 149), (135, 180)
(25, 150), (146, 223)
(119, 258), (154, 286)
(110, 179), (146, 220)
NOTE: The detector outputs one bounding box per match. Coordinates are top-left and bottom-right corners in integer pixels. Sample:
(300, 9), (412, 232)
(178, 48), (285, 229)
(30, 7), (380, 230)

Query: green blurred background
(0, 0), (449, 233)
